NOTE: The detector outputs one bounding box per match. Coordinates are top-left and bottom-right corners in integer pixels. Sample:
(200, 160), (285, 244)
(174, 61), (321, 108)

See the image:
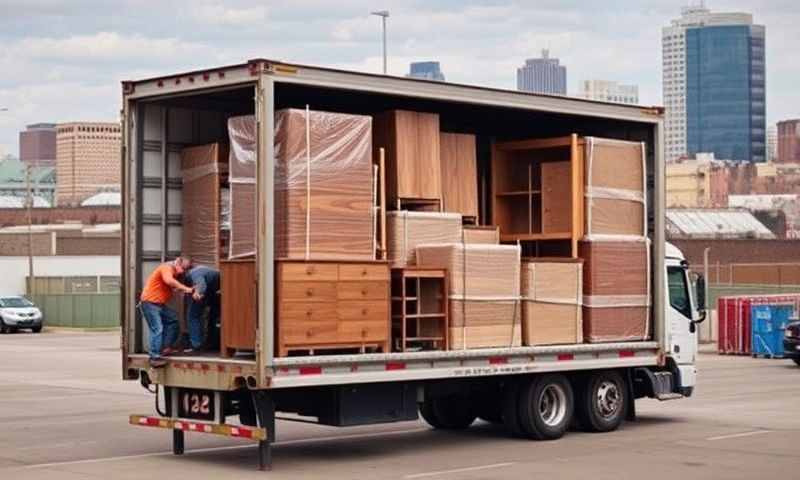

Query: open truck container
(121, 59), (703, 470)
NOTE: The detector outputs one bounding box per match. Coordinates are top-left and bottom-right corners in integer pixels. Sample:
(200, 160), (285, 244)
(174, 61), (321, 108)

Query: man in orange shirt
(140, 256), (194, 367)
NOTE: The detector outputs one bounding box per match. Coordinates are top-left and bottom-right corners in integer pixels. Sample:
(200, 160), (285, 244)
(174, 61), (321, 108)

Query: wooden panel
(279, 281), (337, 302)
(279, 302), (337, 323)
(338, 321), (388, 342)
(394, 111), (419, 199)
(337, 281), (389, 300)
(338, 263), (388, 281)
(220, 259), (256, 356)
(281, 321), (338, 345)
(541, 160), (572, 233)
(337, 300), (389, 321)
(523, 303), (582, 345)
(279, 262), (338, 282)
(440, 133), (478, 217)
(416, 112), (442, 200)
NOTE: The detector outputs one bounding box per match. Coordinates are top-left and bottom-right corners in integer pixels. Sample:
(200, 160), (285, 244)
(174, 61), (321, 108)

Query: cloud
(192, 3), (269, 26)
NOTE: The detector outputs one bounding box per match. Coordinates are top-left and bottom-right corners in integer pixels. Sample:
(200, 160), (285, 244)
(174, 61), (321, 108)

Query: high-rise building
(19, 123), (56, 167)
(766, 125), (777, 162)
(407, 61), (445, 81)
(578, 80), (639, 105)
(777, 119), (800, 164)
(662, 5), (765, 163)
(516, 49), (567, 95)
(55, 122), (121, 206)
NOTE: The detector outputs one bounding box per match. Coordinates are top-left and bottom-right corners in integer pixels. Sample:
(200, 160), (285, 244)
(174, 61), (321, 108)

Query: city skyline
(0, 1), (798, 156)
(516, 49), (567, 95)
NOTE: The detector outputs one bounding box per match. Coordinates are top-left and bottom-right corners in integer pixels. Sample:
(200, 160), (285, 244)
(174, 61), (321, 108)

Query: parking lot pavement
(1, 331), (798, 479)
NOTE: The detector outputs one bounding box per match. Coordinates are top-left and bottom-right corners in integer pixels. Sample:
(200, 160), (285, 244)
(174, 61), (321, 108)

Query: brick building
(19, 123), (57, 167)
(777, 119), (800, 163)
(56, 122), (121, 206)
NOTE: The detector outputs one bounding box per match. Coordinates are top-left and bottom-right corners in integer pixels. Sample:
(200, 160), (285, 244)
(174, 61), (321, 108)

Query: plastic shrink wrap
(227, 116), (257, 259)
(416, 243), (521, 349)
(521, 259), (583, 346)
(180, 143), (228, 266)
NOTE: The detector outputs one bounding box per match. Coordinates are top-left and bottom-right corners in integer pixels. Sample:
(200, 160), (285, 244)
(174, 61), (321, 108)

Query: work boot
(149, 357), (167, 368)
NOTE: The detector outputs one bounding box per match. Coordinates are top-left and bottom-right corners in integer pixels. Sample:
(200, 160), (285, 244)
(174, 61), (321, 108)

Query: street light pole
(26, 165), (35, 299)
(371, 10), (389, 74)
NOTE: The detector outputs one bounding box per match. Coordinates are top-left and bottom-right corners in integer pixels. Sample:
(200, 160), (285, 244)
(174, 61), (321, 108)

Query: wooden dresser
(220, 259), (256, 357)
(277, 260), (390, 356)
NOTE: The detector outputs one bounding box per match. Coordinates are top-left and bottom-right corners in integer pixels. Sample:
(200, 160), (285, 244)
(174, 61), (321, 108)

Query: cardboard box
(462, 226), (499, 244)
(521, 259), (582, 346)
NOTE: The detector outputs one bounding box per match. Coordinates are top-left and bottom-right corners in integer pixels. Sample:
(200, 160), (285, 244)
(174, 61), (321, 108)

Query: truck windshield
(0, 297), (33, 308)
(667, 267), (691, 318)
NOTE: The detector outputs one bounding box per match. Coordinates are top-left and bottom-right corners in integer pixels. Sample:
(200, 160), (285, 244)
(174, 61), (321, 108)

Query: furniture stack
(580, 138), (650, 342)
(521, 259), (583, 346)
(226, 116), (257, 259)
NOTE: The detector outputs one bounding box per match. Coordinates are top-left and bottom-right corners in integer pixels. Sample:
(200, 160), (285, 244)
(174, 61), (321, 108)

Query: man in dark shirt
(184, 265), (221, 352)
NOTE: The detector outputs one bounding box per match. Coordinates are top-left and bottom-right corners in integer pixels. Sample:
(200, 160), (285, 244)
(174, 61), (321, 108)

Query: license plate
(177, 389), (216, 421)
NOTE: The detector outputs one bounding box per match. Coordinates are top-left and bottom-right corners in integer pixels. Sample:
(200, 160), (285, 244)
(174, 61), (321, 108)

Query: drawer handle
(306, 288), (314, 297)
(306, 329), (314, 337)
(361, 308), (368, 316)
(361, 288), (368, 296)
(361, 328), (368, 337)
(306, 266), (315, 275)
(306, 309), (313, 317)
(361, 268), (368, 276)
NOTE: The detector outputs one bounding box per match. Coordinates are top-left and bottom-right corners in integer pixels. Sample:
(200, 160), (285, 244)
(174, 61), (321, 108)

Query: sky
(0, 0), (798, 158)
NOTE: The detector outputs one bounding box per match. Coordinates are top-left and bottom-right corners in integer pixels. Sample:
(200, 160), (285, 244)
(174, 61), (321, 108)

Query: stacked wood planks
(521, 259), (583, 346)
(386, 211), (462, 268)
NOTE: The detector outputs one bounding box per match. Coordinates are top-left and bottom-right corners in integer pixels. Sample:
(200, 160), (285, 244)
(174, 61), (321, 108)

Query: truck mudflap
(129, 414), (267, 440)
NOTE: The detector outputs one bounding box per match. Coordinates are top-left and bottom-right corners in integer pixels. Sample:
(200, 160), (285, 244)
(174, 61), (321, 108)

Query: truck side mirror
(696, 275), (706, 312)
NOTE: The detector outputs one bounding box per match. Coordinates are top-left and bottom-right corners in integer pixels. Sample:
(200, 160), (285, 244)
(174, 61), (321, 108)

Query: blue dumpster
(751, 304), (794, 358)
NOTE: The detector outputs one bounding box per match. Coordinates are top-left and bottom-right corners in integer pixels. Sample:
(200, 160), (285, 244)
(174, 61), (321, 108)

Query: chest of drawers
(277, 261), (391, 356)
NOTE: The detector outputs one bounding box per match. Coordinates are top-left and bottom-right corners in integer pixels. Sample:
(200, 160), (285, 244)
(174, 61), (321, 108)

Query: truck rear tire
(501, 380), (525, 437)
(576, 370), (627, 433)
(420, 394), (476, 430)
(517, 374), (573, 440)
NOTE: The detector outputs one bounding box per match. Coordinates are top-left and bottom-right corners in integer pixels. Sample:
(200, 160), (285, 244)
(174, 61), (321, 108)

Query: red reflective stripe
(386, 362), (406, 371)
(619, 350), (635, 358)
(299, 366), (322, 375)
(489, 357), (508, 365)
(557, 354), (574, 361)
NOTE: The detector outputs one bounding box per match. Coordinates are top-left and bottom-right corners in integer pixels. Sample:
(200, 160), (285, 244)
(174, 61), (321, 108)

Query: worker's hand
(192, 291), (203, 302)
(183, 286), (194, 295)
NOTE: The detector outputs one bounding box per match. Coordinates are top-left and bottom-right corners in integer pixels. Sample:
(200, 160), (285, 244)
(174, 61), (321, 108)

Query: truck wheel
(427, 394), (476, 429)
(517, 374), (574, 440)
(0, 322), (7, 334)
(576, 370), (627, 433)
(32, 326), (42, 333)
(502, 380), (525, 437)
(419, 398), (444, 429)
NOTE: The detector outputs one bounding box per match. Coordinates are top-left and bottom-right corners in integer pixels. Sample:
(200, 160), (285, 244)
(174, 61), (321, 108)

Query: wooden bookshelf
(391, 268), (448, 352)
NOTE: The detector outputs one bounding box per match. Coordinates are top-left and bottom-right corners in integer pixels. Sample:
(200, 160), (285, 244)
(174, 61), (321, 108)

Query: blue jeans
(187, 293), (220, 349)
(141, 302), (179, 359)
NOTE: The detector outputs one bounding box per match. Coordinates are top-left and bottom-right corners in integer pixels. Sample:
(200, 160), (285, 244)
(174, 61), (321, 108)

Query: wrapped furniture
(462, 226), (499, 244)
(579, 239), (650, 342)
(387, 211), (462, 268)
(181, 143), (228, 266)
(521, 259), (583, 346)
(227, 116), (257, 259)
(416, 243), (521, 349)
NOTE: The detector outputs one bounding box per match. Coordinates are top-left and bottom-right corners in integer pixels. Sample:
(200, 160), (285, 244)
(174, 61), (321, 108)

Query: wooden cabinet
(391, 268), (448, 352)
(373, 110), (441, 207)
(491, 135), (585, 257)
(277, 261), (390, 356)
(440, 133), (478, 219)
(220, 259), (256, 357)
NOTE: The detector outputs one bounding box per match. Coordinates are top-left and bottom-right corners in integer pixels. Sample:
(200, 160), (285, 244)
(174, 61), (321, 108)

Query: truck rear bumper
(129, 414), (266, 441)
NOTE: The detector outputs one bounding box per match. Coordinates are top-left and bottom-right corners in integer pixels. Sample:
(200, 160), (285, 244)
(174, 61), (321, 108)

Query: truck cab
(665, 242), (705, 396)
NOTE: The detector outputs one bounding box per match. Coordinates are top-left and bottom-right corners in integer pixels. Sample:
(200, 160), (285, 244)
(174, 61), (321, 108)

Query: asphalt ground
(1, 331), (798, 479)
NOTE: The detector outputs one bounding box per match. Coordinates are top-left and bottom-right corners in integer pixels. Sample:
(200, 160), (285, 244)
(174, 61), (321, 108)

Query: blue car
(0, 296), (43, 333)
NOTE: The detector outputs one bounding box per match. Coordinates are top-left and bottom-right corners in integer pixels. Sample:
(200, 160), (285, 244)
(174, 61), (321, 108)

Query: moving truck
(121, 59), (706, 470)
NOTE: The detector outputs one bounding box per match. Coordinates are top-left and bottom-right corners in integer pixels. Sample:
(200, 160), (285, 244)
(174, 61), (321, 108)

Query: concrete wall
(0, 232), (54, 255)
(0, 256), (119, 295)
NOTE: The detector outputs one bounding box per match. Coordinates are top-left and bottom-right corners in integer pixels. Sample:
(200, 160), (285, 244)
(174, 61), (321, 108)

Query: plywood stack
(521, 259), (582, 346)
(387, 212), (462, 268)
(181, 143), (228, 266)
(274, 108), (375, 260)
(417, 244), (521, 349)
(227, 116), (257, 259)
